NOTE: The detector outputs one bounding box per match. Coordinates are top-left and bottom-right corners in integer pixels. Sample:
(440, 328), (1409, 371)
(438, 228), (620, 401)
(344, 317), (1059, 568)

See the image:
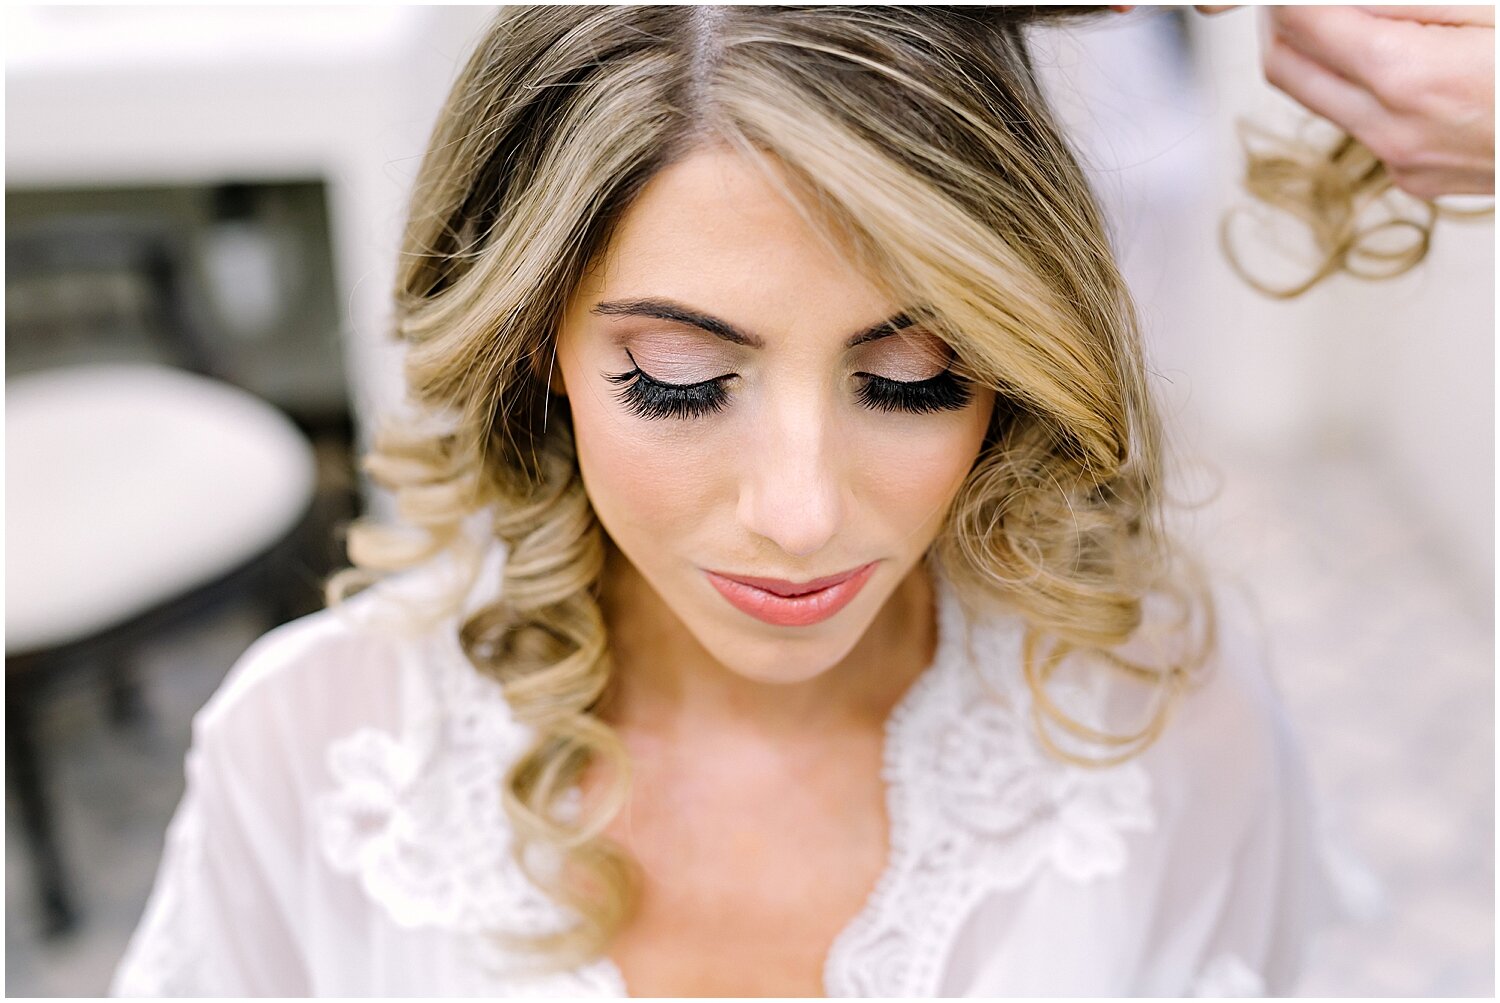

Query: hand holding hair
(1258, 5), (1495, 199)
(1209, 5), (1494, 199)
(1114, 5), (1495, 199)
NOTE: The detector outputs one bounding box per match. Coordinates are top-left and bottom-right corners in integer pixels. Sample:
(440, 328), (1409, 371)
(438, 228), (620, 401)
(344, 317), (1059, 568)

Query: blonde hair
(1223, 120), (1488, 298)
(330, 6), (1215, 974)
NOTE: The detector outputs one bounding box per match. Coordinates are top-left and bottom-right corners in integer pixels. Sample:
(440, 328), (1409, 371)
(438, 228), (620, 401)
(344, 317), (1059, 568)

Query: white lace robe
(109, 540), (1360, 997)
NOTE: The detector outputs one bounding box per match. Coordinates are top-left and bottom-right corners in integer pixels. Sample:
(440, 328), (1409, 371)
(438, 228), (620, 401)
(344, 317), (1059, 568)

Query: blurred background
(3, 6), (1492, 997)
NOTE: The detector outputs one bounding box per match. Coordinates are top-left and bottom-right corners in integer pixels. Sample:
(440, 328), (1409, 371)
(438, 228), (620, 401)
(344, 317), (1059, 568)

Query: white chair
(5, 362), (317, 934)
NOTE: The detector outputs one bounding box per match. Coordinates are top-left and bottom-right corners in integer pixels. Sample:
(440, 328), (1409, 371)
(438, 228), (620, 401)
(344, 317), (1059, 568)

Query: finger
(1194, 5), (1241, 13)
(1357, 5), (1496, 28)
(1263, 31), (1387, 139)
(1267, 6), (1401, 96)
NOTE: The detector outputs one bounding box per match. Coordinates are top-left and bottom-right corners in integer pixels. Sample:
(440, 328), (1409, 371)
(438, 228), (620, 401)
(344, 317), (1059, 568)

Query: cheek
(566, 386), (720, 546)
(851, 392), (994, 535)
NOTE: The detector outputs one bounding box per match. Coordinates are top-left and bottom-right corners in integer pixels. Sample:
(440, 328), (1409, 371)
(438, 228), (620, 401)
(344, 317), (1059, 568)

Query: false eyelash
(855, 370), (974, 414)
(602, 365), (975, 422)
(603, 366), (733, 421)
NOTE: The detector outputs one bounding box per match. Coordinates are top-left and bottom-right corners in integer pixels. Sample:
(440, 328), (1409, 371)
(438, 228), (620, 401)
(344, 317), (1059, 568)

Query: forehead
(576, 146), (895, 334)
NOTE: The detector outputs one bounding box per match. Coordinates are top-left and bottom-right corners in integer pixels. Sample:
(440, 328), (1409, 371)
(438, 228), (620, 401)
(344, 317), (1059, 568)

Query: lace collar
(315, 555), (1155, 997)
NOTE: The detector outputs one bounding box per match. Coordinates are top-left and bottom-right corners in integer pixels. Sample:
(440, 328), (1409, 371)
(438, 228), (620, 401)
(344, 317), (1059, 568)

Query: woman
(110, 7), (1352, 996)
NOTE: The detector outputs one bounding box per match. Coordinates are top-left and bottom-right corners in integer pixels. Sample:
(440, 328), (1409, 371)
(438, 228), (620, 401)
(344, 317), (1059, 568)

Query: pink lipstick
(703, 561), (879, 627)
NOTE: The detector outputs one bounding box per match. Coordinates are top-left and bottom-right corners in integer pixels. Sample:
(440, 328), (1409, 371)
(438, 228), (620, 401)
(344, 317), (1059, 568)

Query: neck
(594, 538), (938, 748)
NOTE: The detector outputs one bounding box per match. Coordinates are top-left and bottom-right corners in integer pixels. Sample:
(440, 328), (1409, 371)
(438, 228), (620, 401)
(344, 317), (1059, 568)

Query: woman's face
(553, 147), (995, 685)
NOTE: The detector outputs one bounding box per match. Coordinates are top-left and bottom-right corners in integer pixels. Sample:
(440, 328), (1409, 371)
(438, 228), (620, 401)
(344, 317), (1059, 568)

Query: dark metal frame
(5, 495), (326, 935)
(5, 206), (335, 936)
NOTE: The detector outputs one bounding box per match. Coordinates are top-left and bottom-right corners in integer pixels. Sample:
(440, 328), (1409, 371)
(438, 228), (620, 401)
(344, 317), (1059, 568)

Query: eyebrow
(590, 297), (918, 349)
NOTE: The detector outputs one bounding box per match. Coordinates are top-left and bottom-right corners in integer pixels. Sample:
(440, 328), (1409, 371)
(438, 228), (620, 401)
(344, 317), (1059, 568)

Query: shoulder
(1137, 572), (1319, 849)
(1142, 578), (1353, 993)
(997, 571), (1295, 795)
(1161, 574), (1300, 772)
(175, 539), (540, 929)
(192, 586), (414, 752)
(190, 536), (513, 769)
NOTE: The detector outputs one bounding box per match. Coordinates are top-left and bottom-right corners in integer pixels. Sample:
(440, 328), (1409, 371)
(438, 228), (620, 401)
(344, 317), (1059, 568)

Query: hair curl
(1222, 119), (1487, 298)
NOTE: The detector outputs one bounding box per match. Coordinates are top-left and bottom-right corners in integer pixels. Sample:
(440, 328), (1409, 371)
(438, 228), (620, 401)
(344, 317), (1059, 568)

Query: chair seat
(5, 363), (318, 655)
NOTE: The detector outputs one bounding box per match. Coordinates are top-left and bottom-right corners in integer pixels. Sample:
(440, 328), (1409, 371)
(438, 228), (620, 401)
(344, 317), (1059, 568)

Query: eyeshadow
(611, 328), (740, 383)
(857, 329), (952, 381)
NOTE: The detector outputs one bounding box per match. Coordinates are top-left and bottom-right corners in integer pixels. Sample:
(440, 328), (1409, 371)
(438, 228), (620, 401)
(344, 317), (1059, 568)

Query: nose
(736, 398), (845, 559)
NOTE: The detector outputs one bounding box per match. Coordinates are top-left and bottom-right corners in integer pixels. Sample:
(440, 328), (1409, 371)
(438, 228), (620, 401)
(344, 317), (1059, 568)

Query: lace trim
(314, 619), (622, 992)
(316, 556), (1155, 997)
(821, 571), (1155, 997)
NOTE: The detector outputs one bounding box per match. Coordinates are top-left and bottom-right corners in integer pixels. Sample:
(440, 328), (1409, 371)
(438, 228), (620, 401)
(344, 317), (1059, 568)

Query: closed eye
(854, 371), (974, 414)
(604, 366), (975, 422)
(604, 365), (734, 421)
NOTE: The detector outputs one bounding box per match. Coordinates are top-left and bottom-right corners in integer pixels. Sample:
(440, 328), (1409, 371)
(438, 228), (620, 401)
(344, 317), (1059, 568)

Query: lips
(703, 561), (879, 627)
(709, 565), (869, 597)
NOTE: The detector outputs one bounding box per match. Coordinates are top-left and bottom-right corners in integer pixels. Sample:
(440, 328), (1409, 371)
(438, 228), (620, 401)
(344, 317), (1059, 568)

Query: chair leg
(105, 660), (149, 730)
(262, 537), (316, 629)
(4, 683), (80, 937)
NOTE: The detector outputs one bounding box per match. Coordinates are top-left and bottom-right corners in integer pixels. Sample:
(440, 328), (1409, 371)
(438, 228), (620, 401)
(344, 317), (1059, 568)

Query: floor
(4, 446), (1494, 997)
